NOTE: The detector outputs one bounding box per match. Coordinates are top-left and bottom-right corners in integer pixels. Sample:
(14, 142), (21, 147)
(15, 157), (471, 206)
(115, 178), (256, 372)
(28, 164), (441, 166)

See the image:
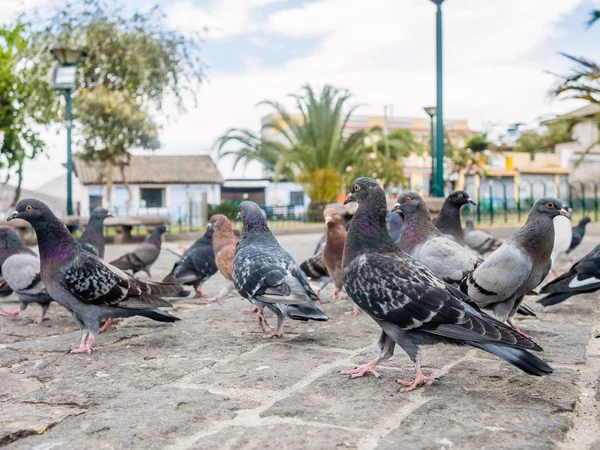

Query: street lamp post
(50, 48), (87, 216)
(423, 106), (436, 196)
(431, 0), (445, 197)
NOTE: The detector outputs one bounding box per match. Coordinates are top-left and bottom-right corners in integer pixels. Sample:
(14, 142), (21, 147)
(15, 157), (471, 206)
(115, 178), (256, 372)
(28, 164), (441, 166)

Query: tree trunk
(119, 163), (133, 215)
(10, 159), (23, 208)
(104, 164), (113, 208)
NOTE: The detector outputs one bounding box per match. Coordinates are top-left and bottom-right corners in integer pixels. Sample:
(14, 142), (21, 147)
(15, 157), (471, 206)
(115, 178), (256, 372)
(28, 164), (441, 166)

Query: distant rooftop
(543, 104), (600, 124)
(74, 155), (224, 186)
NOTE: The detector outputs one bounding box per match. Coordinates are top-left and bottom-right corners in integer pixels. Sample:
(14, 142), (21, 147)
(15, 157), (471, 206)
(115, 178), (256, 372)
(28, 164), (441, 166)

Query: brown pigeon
(202, 214), (239, 304)
(322, 208), (359, 315)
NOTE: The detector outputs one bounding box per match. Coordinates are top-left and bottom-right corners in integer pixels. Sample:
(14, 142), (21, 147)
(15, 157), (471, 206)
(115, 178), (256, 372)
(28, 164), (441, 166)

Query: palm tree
(216, 84), (370, 205)
(587, 10), (600, 28)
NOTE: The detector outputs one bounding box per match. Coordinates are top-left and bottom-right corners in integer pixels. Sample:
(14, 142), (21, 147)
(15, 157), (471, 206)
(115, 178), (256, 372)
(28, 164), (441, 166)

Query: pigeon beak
(7, 211), (18, 221)
(559, 208), (571, 219)
(343, 193), (355, 205)
(391, 203), (401, 213)
(207, 222), (213, 229)
(468, 199), (476, 206)
(325, 216), (332, 224)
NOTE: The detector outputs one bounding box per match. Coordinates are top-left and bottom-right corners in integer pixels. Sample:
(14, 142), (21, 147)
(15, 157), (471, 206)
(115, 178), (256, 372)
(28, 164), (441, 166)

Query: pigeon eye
(354, 185), (361, 192)
(405, 197), (411, 203)
(458, 194), (463, 199)
(26, 205), (33, 211)
(546, 202), (554, 209)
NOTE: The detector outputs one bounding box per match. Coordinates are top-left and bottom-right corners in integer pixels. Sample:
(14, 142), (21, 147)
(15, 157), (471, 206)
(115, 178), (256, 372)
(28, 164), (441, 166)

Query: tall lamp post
(430, 0), (445, 197)
(50, 48), (87, 216)
(423, 106), (436, 196)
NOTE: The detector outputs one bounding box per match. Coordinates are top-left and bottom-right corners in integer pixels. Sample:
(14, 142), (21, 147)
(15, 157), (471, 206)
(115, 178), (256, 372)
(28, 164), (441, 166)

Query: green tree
(514, 132), (546, 155)
(216, 84), (372, 206)
(0, 23), (54, 206)
(465, 133), (490, 152)
(542, 121), (572, 148)
(26, 0), (204, 207)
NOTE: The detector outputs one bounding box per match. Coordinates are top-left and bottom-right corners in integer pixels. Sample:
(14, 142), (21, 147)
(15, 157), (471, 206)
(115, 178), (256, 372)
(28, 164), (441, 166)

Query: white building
(221, 178), (310, 212)
(73, 155), (223, 219)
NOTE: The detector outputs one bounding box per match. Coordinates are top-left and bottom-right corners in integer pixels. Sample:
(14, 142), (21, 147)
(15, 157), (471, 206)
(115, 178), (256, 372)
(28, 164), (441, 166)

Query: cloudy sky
(2, 0), (600, 190)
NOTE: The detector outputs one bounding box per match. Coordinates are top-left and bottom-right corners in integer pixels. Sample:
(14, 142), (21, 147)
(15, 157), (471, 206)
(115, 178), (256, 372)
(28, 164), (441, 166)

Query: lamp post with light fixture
(50, 48), (87, 216)
(423, 106), (436, 196)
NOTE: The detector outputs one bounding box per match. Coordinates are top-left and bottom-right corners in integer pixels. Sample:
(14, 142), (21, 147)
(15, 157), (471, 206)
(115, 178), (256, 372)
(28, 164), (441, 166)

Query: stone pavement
(1, 232), (599, 449)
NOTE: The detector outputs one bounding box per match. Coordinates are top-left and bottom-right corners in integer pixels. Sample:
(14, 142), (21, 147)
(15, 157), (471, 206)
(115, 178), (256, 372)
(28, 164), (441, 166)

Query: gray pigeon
(432, 190), (475, 245)
(341, 178), (552, 392)
(299, 253), (330, 293)
(78, 207), (111, 259)
(0, 226), (53, 323)
(392, 192), (480, 285)
(233, 201), (328, 338)
(464, 219), (502, 257)
(567, 217), (591, 255)
(163, 225), (218, 298)
(460, 197), (570, 338)
(110, 225), (166, 278)
(386, 210), (403, 243)
(8, 199), (182, 354)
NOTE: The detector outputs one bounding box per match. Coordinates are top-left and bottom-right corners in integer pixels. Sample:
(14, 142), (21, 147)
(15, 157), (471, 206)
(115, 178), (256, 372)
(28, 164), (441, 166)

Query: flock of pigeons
(0, 177), (598, 392)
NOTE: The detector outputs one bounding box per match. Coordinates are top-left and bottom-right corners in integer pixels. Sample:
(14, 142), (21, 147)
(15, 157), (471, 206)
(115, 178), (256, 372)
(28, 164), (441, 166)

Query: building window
(289, 191), (304, 206)
(140, 188), (165, 208)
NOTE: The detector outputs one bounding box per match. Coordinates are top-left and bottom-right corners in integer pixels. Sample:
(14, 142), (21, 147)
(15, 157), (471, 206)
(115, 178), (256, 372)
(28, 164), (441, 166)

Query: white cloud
(167, 0), (285, 39)
(21, 0), (593, 189)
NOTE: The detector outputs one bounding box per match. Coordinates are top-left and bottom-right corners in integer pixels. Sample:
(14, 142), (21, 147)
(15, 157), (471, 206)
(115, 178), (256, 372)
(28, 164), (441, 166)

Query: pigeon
(8, 199), (183, 354)
(464, 219), (502, 257)
(538, 244), (600, 306)
(162, 225), (218, 298)
(432, 190), (475, 245)
(460, 197), (570, 338)
(386, 210), (403, 243)
(232, 201), (328, 338)
(314, 233), (327, 255)
(567, 217), (591, 255)
(299, 253), (330, 293)
(341, 177), (552, 392)
(202, 214), (238, 304)
(550, 212), (573, 277)
(110, 224), (166, 278)
(322, 208), (359, 315)
(78, 207), (111, 259)
(0, 226), (53, 323)
(392, 192), (480, 285)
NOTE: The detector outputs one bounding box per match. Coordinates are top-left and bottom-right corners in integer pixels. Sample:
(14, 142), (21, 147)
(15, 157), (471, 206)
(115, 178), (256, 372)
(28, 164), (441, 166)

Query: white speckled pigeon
(460, 197), (570, 338)
(341, 178), (552, 392)
(538, 244), (600, 306)
(432, 190), (475, 245)
(163, 225), (218, 298)
(8, 199), (183, 354)
(78, 207), (111, 259)
(0, 226), (53, 323)
(464, 219), (502, 257)
(110, 225), (166, 278)
(392, 192), (480, 285)
(233, 201), (328, 338)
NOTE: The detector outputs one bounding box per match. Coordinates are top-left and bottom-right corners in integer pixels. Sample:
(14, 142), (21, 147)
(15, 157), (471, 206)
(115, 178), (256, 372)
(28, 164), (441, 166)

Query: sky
(2, 0), (600, 190)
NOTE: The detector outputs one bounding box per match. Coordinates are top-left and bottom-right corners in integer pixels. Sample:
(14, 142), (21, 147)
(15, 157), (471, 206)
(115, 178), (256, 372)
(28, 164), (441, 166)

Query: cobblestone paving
(0, 233), (599, 449)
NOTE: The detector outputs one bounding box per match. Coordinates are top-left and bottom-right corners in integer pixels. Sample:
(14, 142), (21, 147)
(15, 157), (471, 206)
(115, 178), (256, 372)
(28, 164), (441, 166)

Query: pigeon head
(530, 197), (570, 221)
(579, 217), (592, 227)
(343, 177), (385, 206)
(9, 198), (54, 225)
(445, 190), (475, 208)
(154, 224), (167, 234)
(323, 208), (341, 227)
(91, 207), (112, 219)
(238, 201), (269, 237)
(391, 192), (430, 221)
(209, 214), (233, 232)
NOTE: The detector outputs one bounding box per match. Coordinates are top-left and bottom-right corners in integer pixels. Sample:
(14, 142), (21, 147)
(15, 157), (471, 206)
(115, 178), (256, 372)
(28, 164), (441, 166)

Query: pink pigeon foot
(263, 330), (282, 339)
(245, 306), (259, 313)
(330, 289), (339, 301)
(28, 316), (44, 325)
(351, 304), (361, 316)
(396, 371), (436, 392)
(1, 309), (20, 317)
(343, 360), (380, 378)
(511, 324), (533, 340)
(256, 307), (266, 331)
(200, 296), (222, 306)
(98, 319), (113, 333)
(194, 291), (207, 299)
(70, 336), (95, 354)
